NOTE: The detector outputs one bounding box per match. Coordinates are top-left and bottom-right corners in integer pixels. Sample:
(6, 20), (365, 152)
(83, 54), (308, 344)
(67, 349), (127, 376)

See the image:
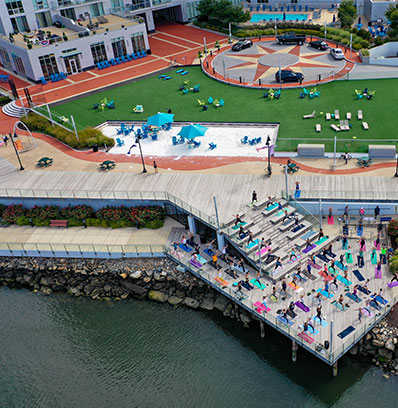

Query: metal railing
(0, 242), (166, 258)
(0, 188), (219, 229)
(285, 189), (398, 201)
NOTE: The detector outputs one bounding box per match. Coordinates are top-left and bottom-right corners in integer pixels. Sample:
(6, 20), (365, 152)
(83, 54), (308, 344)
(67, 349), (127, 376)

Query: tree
(386, 6), (398, 34)
(338, 0), (357, 28)
(197, 0), (250, 26)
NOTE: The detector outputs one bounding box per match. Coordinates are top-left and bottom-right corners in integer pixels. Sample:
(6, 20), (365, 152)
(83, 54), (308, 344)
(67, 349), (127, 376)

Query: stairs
(2, 101), (30, 118)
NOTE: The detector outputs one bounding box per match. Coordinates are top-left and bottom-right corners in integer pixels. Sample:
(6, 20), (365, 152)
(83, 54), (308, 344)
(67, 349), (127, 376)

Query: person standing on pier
(251, 190), (257, 205)
(315, 305), (323, 323)
(281, 279), (287, 300)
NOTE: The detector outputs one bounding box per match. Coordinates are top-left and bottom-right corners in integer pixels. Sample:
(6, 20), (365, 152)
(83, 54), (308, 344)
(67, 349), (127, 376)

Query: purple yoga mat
(303, 244), (316, 254)
(295, 301), (310, 312)
(310, 262), (322, 270)
(388, 281), (398, 288)
(375, 266), (382, 279)
(189, 259), (203, 268)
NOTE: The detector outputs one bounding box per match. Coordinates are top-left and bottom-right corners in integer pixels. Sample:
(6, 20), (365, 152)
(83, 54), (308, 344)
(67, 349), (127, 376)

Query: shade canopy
(178, 124), (208, 140)
(146, 112), (174, 127)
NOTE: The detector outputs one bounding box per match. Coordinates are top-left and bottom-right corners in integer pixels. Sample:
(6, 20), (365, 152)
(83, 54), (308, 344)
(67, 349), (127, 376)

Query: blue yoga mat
(358, 285), (371, 295)
(294, 190), (301, 198)
(250, 279), (266, 289)
(335, 261), (347, 271)
(372, 295), (388, 305)
(246, 239), (259, 249)
(338, 325), (355, 339)
(265, 203), (278, 211)
(353, 269), (365, 281)
(179, 244), (192, 253)
(204, 248), (213, 256)
(313, 315), (328, 327)
(317, 288), (334, 299)
(277, 315), (294, 326)
(301, 230), (316, 240)
(336, 275), (352, 286)
(346, 292), (362, 303)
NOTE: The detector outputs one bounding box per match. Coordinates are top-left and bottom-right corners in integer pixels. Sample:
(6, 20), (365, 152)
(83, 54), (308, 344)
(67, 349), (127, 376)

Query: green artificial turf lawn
(50, 66), (398, 153)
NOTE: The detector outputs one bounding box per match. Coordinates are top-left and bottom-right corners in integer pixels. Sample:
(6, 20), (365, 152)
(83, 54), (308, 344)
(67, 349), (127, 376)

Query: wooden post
(260, 320), (265, 338)
(333, 361), (338, 377)
(292, 340), (298, 362)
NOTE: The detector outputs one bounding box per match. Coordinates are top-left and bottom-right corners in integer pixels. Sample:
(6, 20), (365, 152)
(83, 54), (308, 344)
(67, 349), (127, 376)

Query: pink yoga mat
(254, 301), (271, 313)
(328, 215), (334, 225)
(256, 246), (271, 257)
(375, 266), (382, 279)
(360, 244), (366, 252)
(362, 308), (374, 317)
(374, 241), (381, 250)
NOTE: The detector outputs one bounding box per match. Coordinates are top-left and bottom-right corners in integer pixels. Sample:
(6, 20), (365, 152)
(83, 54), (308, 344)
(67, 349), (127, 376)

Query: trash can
(92, 144), (98, 152)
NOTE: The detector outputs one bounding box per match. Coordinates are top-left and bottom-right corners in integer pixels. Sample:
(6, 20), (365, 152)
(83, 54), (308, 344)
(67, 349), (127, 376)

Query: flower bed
(0, 204), (165, 229)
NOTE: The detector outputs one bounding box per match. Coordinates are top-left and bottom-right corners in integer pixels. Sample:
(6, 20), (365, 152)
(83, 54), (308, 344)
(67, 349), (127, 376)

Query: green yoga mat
(328, 266), (337, 275)
(250, 279), (267, 290)
(371, 254), (377, 265)
(314, 237), (328, 245)
(232, 222), (247, 230)
(346, 252), (353, 263)
(276, 210), (284, 217)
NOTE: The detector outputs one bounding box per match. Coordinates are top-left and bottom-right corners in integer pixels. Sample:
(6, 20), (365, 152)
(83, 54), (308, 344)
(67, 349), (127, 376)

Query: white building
(0, 0), (204, 82)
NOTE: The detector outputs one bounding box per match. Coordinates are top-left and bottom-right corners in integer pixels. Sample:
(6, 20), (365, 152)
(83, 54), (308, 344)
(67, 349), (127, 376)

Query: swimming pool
(250, 13), (308, 23)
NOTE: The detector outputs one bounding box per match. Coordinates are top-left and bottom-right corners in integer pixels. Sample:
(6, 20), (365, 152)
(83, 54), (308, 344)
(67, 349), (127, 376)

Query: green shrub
(101, 220), (109, 228)
(388, 220), (398, 237)
(360, 48), (369, 56)
(0, 96), (12, 106)
(390, 255), (398, 275)
(60, 204), (93, 220)
(16, 216), (31, 226)
(21, 113), (114, 149)
(144, 219), (164, 229)
(2, 204), (26, 223)
(109, 219), (132, 229)
(0, 204), (6, 218)
(67, 218), (84, 227)
(28, 205), (60, 220)
(32, 217), (50, 227)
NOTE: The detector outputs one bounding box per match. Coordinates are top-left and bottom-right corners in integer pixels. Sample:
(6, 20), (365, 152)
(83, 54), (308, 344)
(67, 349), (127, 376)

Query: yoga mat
(362, 308), (374, 317)
(275, 210), (284, 217)
(380, 254), (387, 265)
(291, 224), (304, 233)
(345, 252), (353, 263)
(353, 269), (365, 282)
(374, 241), (381, 250)
(288, 282), (303, 292)
(276, 315), (294, 326)
(299, 325), (318, 335)
(357, 256), (364, 268)
(225, 269), (239, 279)
(358, 285), (371, 295)
(328, 215), (334, 225)
(372, 295), (388, 305)
(375, 266), (382, 279)
(328, 266), (337, 275)
(254, 301), (271, 313)
(310, 262), (322, 270)
(250, 279), (267, 290)
(332, 301), (347, 311)
(314, 237), (328, 245)
(337, 325), (355, 339)
(335, 261), (347, 271)
(179, 244), (192, 252)
(196, 254), (207, 264)
(319, 271), (333, 281)
(189, 259), (203, 269)
(371, 253), (378, 264)
(239, 232), (249, 240)
(301, 230), (316, 240)
(295, 301), (310, 312)
(264, 203), (278, 211)
(336, 275), (352, 286)
(316, 254), (327, 262)
(294, 273), (307, 282)
(214, 277), (229, 286)
(346, 292), (362, 303)
(232, 222), (247, 230)
(255, 246), (271, 257)
(357, 226), (363, 237)
(302, 244), (316, 253)
(317, 288), (334, 299)
(370, 300), (381, 310)
(313, 315), (329, 327)
(204, 248), (213, 256)
(342, 241), (348, 250)
(298, 331), (315, 344)
(246, 239), (260, 250)
(294, 190), (301, 198)
(388, 281), (398, 288)
(242, 281), (253, 290)
(287, 254), (301, 264)
(360, 243), (366, 252)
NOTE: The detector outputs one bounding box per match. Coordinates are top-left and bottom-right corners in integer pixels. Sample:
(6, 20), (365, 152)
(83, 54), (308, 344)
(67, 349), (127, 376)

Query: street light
(128, 135), (147, 173)
(394, 141), (398, 177)
(266, 135), (272, 176)
(9, 132), (24, 171)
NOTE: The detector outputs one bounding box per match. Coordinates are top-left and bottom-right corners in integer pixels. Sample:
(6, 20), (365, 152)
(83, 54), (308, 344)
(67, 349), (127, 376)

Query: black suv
(275, 70), (304, 83)
(231, 39), (253, 52)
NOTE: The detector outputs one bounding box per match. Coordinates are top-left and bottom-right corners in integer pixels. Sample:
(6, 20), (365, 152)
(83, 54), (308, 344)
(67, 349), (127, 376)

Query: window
(131, 32), (145, 52)
(32, 0), (49, 10)
(36, 11), (52, 28)
(90, 42), (107, 64)
(0, 47), (12, 70)
(39, 53), (59, 79)
(6, 0), (24, 15)
(12, 54), (26, 76)
(111, 37), (127, 59)
(10, 16), (30, 32)
(90, 3), (104, 17)
(186, 1), (200, 20)
(60, 8), (76, 20)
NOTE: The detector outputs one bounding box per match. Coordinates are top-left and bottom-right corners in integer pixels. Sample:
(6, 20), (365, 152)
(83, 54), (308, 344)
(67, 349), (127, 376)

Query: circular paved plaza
(207, 39), (354, 88)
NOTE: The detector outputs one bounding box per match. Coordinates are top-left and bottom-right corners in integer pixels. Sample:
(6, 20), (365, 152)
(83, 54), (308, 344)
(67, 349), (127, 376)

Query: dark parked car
(231, 39), (253, 52)
(276, 32), (306, 45)
(309, 40), (328, 50)
(275, 69), (304, 83)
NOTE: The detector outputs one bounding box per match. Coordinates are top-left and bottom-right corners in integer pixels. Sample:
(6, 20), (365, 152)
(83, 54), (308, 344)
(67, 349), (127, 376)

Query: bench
(269, 207), (295, 224)
(368, 144), (396, 159)
(297, 143), (325, 157)
(253, 195), (278, 210)
(50, 220), (68, 227)
(278, 214), (305, 232)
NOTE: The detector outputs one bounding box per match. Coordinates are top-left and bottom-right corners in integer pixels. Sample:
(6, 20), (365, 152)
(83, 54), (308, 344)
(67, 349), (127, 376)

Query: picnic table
(285, 162), (300, 174)
(100, 160), (116, 170)
(37, 157), (53, 167)
(357, 156), (372, 167)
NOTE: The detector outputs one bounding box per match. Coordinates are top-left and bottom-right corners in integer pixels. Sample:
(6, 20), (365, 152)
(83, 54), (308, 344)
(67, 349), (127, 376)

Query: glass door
(64, 55), (81, 75)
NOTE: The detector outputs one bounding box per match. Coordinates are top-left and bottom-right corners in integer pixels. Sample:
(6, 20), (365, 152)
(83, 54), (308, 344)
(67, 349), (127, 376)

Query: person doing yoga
(261, 296), (268, 310)
(338, 294), (345, 309)
(234, 214), (243, 227)
(391, 272), (398, 283)
(247, 231), (254, 244)
(271, 286), (278, 302)
(290, 249), (297, 261)
(274, 257), (282, 271)
(315, 305), (323, 323)
(281, 279), (287, 299)
(265, 196), (273, 207)
(300, 294), (307, 308)
(305, 239), (312, 250)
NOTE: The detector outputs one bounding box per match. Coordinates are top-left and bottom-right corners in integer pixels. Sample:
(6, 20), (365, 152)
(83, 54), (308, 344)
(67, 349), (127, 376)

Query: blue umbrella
(178, 124), (208, 140)
(147, 112), (174, 127)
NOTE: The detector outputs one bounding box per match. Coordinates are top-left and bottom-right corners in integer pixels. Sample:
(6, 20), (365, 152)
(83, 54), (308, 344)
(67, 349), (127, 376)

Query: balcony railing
(152, 0), (172, 6)
(51, 0), (102, 9)
(111, 1), (151, 13)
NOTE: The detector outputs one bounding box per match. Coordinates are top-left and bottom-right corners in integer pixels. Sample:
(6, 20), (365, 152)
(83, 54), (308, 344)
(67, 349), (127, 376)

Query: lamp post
(394, 142), (398, 178)
(128, 136), (147, 173)
(266, 135), (272, 176)
(9, 132), (24, 171)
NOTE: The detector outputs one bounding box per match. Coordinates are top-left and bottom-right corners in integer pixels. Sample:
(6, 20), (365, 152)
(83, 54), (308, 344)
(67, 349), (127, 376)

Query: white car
(330, 48), (345, 60)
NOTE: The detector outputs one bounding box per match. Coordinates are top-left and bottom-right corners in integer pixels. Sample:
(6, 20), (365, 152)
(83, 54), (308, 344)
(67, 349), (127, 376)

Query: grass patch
(50, 66), (398, 152)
